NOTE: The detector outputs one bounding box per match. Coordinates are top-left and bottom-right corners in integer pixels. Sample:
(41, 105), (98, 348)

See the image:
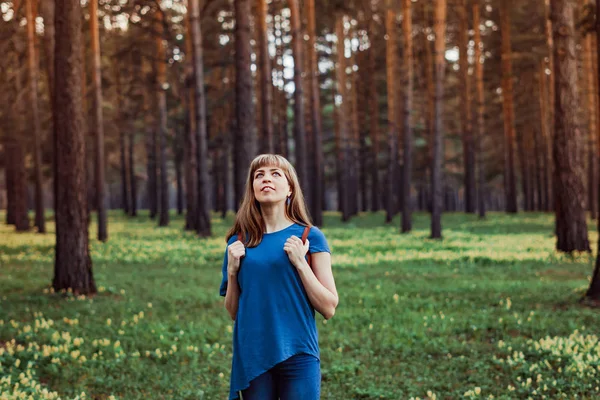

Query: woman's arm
(224, 273), (241, 320)
(295, 252), (338, 319)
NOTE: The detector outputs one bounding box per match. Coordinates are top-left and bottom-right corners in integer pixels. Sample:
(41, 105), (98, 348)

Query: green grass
(1, 210), (600, 399)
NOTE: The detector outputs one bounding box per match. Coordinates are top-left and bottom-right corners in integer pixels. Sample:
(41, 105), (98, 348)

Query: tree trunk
(155, 8), (170, 227)
(545, 0), (555, 212)
(385, 1), (397, 224)
(335, 15), (349, 221)
(53, 0), (96, 294)
(128, 126), (137, 217)
(90, 0), (107, 240)
(183, 9), (198, 230)
(289, 0), (309, 204)
(586, 0), (600, 299)
(401, 0), (413, 232)
(26, 0), (45, 233)
(459, 0), (476, 214)
(499, 0), (518, 213)
(40, 0), (55, 100)
(174, 127), (184, 215)
(473, 1), (486, 219)
(190, 0), (211, 237)
(257, 0), (274, 154)
(306, 0), (323, 225)
(115, 61), (130, 215)
(146, 60), (158, 219)
(368, 8), (381, 213)
(583, 23), (598, 219)
(539, 61), (550, 212)
(234, 0), (257, 210)
(431, 0), (446, 239)
(551, 0), (590, 253)
(349, 39), (360, 216)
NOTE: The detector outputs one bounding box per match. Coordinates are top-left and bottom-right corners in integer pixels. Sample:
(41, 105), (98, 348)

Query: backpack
(237, 226), (312, 267)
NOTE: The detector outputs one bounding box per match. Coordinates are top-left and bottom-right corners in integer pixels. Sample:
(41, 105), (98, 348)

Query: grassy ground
(1, 210), (600, 399)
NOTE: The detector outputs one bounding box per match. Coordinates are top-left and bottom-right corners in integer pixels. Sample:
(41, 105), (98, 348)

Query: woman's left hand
(284, 236), (309, 268)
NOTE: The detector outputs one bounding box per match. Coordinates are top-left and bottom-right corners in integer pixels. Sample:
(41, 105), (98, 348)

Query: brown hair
(226, 154), (312, 247)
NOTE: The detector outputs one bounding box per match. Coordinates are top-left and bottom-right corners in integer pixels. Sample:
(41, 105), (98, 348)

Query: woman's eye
(273, 172), (281, 176)
(255, 173), (263, 179)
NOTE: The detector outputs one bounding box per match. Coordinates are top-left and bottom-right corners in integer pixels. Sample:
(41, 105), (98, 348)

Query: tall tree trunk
(174, 127), (184, 215)
(459, 0), (476, 214)
(234, 0), (257, 210)
(545, 0), (555, 212)
(385, 1), (398, 224)
(53, 0), (96, 294)
(129, 125), (137, 217)
(289, 0), (309, 204)
(26, 0), (45, 233)
(349, 39), (360, 216)
(368, 7), (381, 213)
(335, 15), (349, 221)
(142, 59), (158, 219)
(90, 0), (107, 240)
(155, 8), (170, 227)
(585, 0), (600, 299)
(257, 0), (274, 154)
(431, 0), (446, 239)
(551, 0), (590, 253)
(190, 0), (211, 237)
(401, 0), (413, 232)
(40, 0), (55, 100)
(499, 0), (518, 213)
(306, 0), (324, 225)
(473, 1), (486, 219)
(5, 133), (16, 225)
(115, 61), (130, 215)
(183, 9), (198, 230)
(539, 61), (550, 212)
(583, 19), (598, 219)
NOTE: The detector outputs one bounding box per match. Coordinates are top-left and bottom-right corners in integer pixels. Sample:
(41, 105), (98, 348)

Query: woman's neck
(261, 203), (293, 233)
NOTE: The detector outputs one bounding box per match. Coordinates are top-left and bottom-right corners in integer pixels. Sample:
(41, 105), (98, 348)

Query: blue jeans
(240, 353), (321, 400)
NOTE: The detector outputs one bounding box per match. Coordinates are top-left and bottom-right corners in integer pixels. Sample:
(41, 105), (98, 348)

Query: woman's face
(252, 165), (291, 205)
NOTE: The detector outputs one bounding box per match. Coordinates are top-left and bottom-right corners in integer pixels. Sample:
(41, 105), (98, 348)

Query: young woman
(219, 154), (339, 400)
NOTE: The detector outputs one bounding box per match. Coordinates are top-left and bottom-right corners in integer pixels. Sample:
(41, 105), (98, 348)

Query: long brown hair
(226, 154), (312, 247)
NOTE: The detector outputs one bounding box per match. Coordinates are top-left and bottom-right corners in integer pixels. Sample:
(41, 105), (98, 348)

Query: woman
(219, 154), (339, 400)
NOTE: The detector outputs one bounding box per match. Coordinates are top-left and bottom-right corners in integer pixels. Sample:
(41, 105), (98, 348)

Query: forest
(2, 0), (600, 398)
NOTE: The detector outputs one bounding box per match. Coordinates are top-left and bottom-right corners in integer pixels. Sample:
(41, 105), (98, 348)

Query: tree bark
(431, 0), (446, 239)
(545, 0), (555, 212)
(551, 0), (590, 253)
(586, 0), (600, 299)
(234, 0), (257, 210)
(183, 9), (198, 230)
(385, 1), (398, 224)
(128, 125), (137, 216)
(257, 0), (274, 154)
(115, 61), (130, 215)
(306, 0), (323, 225)
(90, 0), (107, 240)
(499, 0), (518, 213)
(53, 0), (96, 294)
(401, 0), (413, 232)
(26, 0), (45, 233)
(459, 0), (476, 214)
(289, 0), (309, 204)
(473, 1), (486, 219)
(189, 0), (211, 237)
(583, 20), (598, 219)
(155, 7), (170, 227)
(335, 15), (349, 221)
(367, 6), (381, 213)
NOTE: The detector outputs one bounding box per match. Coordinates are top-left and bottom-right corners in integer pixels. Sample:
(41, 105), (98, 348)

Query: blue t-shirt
(219, 223), (331, 400)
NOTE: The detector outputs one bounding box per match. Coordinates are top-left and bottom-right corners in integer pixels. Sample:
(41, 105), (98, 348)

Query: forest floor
(1, 210), (600, 399)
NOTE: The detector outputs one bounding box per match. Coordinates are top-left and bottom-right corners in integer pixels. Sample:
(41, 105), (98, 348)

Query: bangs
(250, 154), (288, 174)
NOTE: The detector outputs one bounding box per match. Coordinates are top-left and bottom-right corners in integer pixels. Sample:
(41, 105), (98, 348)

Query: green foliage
(1, 211), (599, 399)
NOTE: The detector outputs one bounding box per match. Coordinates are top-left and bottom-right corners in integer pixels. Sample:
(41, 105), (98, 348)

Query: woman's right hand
(227, 240), (245, 275)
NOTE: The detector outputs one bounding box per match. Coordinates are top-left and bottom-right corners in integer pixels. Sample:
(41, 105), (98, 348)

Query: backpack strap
(302, 226), (312, 267)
